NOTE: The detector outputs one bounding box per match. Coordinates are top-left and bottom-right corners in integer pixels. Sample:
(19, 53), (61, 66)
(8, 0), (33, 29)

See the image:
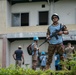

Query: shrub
(0, 66), (72, 75)
(0, 53), (76, 75)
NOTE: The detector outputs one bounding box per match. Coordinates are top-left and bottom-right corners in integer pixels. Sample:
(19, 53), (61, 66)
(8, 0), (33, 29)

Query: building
(0, 0), (76, 69)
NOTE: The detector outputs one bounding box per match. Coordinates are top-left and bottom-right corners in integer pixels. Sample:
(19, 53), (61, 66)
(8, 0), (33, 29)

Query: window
(12, 13), (29, 27)
(39, 11), (49, 25)
(12, 13), (20, 27)
(21, 13), (29, 26)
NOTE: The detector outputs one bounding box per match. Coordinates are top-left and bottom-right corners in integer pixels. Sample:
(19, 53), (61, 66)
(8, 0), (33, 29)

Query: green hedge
(0, 54), (76, 75)
(0, 66), (73, 75)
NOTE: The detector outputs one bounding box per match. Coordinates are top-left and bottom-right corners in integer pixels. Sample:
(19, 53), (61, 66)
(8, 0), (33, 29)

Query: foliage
(0, 52), (76, 75)
(0, 65), (73, 75)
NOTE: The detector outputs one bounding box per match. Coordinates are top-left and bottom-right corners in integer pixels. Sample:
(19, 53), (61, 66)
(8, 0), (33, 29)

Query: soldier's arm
(71, 46), (75, 54)
(34, 44), (39, 50)
(46, 27), (50, 39)
(65, 47), (70, 50)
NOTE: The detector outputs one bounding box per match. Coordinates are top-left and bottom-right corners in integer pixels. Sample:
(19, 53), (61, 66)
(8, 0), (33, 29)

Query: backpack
(27, 44), (32, 55)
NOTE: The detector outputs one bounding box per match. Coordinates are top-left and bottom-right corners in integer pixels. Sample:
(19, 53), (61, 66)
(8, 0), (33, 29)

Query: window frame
(12, 12), (29, 27)
(38, 11), (49, 25)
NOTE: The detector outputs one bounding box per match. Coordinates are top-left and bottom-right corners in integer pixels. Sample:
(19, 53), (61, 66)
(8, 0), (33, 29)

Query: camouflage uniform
(65, 44), (75, 70)
(65, 46), (75, 60)
(46, 44), (64, 67)
(32, 51), (38, 70)
(32, 43), (39, 70)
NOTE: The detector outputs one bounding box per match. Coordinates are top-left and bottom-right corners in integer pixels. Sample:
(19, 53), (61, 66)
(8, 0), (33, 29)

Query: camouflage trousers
(32, 55), (38, 70)
(46, 44), (64, 68)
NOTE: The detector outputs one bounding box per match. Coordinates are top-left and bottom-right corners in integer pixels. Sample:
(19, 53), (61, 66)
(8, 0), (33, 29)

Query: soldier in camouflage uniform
(45, 13), (69, 70)
(31, 36), (39, 70)
(65, 43), (75, 70)
(65, 43), (75, 59)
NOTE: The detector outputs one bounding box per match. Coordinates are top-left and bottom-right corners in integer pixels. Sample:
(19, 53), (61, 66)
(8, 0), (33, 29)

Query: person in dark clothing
(13, 46), (24, 67)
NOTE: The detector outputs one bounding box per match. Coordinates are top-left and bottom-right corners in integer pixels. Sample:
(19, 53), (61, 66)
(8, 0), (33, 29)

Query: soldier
(45, 13), (69, 70)
(31, 36), (39, 70)
(65, 43), (75, 59)
(65, 43), (75, 70)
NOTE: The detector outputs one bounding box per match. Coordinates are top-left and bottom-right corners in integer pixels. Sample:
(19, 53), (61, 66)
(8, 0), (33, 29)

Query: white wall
(0, 39), (3, 67)
(6, 40), (10, 67)
(54, 0), (76, 24)
(6, 1), (11, 27)
(11, 2), (49, 26)
(10, 1), (76, 25)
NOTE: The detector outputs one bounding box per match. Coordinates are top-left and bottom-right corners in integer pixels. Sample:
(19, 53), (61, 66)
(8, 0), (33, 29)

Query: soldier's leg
(32, 60), (36, 70)
(57, 44), (68, 70)
(57, 44), (64, 60)
(46, 45), (55, 70)
(32, 60), (38, 70)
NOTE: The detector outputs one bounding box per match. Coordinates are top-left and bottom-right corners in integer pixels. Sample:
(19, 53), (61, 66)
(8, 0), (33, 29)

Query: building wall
(0, 0), (76, 34)
(11, 2), (50, 26)
(11, 1), (76, 25)
(0, 39), (3, 67)
(6, 40), (10, 67)
(0, 0), (7, 34)
(6, 1), (11, 27)
(54, 0), (76, 24)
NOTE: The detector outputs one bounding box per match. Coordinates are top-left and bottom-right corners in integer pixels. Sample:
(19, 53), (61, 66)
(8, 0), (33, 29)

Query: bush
(0, 53), (76, 75)
(0, 66), (72, 75)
